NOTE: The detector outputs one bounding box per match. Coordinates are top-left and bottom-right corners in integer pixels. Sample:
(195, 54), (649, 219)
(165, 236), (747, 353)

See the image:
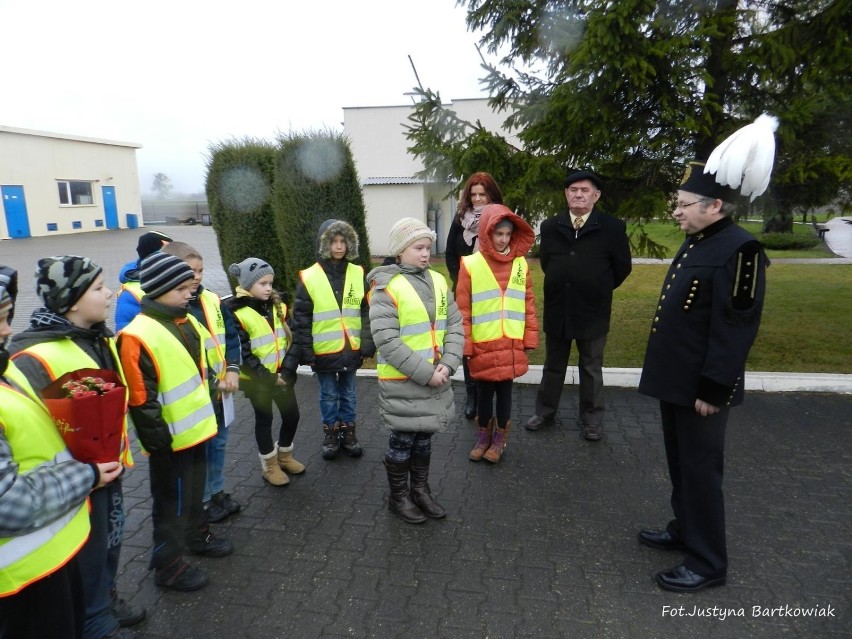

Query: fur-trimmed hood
(317, 219), (359, 260)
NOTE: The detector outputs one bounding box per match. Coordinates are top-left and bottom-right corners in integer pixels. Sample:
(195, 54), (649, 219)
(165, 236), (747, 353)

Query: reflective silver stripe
(347, 328), (361, 339)
(0, 508), (79, 570)
(313, 330), (345, 342)
(504, 310), (526, 321)
(158, 376), (202, 406)
(313, 310), (341, 321)
(341, 308), (360, 318)
(471, 311), (503, 325)
(471, 289), (501, 302)
(274, 328), (287, 339)
(250, 334), (275, 349)
(399, 321), (432, 336)
(169, 402), (216, 436)
(377, 347), (434, 365)
(505, 288), (526, 300)
(259, 352), (280, 366)
(435, 320), (446, 330)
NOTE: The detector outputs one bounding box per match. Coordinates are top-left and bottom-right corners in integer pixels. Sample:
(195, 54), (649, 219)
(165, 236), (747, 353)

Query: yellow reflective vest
(0, 363), (91, 597)
(120, 314), (218, 452)
(376, 270), (447, 381)
(462, 252), (528, 342)
(299, 262), (363, 354)
(197, 289), (227, 369)
(232, 301), (289, 377)
(119, 280), (144, 303)
(11, 339), (134, 466)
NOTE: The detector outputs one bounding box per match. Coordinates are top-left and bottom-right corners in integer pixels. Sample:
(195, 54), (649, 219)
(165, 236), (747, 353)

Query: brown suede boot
(277, 442), (306, 474)
(483, 420), (511, 463)
(469, 417), (494, 461)
(260, 449), (288, 485)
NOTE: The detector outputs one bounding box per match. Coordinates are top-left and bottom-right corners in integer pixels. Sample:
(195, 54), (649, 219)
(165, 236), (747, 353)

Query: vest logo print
(437, 290), (447, 318)
(344, 283), (360, 306)
(511, 263), (525, 286)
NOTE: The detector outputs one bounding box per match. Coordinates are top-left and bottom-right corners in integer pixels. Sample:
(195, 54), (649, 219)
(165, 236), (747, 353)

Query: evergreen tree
(407, 0), (851, 236)
(205, 138), (288, 295)
(272, 130), (372, 293)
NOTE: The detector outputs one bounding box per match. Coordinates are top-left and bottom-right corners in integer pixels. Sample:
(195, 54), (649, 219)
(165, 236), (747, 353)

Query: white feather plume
(704, 113), (779, 202)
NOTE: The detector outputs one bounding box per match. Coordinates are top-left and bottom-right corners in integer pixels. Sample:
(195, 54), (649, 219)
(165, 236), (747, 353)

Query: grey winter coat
(367, 263), (464, 433)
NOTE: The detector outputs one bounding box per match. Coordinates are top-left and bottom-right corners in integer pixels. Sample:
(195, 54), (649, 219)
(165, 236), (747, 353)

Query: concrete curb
(298, 365), (852, 394)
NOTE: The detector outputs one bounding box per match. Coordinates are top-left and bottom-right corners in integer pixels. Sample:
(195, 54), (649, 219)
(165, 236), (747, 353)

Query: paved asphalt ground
(2, 226), (850, 638)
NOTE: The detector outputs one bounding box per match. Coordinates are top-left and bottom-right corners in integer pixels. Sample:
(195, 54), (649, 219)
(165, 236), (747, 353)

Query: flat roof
(0, 125), (142, 149)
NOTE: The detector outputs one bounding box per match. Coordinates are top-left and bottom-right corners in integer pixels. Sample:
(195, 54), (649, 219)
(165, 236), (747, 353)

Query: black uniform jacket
(638, 217), (767, 408)
(539, 208), (632, 340)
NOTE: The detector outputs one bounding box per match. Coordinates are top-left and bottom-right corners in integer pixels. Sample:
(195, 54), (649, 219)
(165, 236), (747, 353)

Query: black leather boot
(383, 458), (427, 524)
(409, 454), (447, 518)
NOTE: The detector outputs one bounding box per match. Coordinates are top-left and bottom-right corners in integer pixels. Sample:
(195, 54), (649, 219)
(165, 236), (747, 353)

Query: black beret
(564, 170), (603, 190)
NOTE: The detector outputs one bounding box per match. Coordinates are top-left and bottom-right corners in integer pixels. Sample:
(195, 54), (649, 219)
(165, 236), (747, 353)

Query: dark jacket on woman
(539, 208), (632, 340)
(445, 218), (475, 288)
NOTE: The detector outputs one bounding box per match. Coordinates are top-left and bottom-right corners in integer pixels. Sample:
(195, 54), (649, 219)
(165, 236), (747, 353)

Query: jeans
(204, 397), (228, 501)
(79, 481), (124, 638)
(316, 370), (357, 425)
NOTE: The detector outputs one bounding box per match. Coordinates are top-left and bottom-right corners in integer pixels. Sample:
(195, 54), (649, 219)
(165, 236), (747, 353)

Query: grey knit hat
(228, 257), (274, 291)
(139, 252), (194, 299)
(35, 256), (103, 315)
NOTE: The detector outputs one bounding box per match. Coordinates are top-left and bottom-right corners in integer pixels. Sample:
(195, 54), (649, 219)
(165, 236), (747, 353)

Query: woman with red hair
(445, 172), (504, 420)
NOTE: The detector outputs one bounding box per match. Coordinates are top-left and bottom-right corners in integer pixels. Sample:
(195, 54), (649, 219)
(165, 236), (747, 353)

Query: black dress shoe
(187, 532), (234, 558)
(655, 564), (726, 593)
(638, 528), (686, 551)
(525, 415), (552, 431)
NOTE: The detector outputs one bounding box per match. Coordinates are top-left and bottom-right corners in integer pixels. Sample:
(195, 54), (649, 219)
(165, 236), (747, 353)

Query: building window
(57, 180), (94, 205)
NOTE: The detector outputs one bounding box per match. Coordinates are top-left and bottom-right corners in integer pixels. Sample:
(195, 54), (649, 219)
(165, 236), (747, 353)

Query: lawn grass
(426, 262), (851, 373)
(627, 220), (835, 259)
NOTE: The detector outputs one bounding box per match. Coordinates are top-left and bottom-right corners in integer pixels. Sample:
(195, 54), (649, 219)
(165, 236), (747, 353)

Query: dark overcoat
(539, 208), (632, 340)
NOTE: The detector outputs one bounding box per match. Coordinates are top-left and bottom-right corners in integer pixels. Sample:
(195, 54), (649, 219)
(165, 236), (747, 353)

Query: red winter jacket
(456, 204), (539, 382)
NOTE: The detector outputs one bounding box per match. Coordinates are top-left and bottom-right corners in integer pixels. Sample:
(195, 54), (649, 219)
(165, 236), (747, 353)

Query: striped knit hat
(0, 265), (17, 322)
(140, 252), (194, 299)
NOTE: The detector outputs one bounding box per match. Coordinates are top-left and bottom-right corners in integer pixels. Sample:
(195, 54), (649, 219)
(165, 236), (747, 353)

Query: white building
(0, 125), (143, 240)
(343, 98), (521, 256)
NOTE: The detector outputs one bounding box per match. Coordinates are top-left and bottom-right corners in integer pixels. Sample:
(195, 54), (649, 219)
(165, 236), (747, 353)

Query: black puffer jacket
(292, 219), (375, 372)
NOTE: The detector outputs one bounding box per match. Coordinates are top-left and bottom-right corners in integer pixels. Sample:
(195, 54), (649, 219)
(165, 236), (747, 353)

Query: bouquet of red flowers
(42, 368), (127, 464)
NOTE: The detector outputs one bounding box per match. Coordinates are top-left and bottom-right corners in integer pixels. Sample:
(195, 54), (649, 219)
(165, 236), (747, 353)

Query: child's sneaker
(154, 558), (208, 592)
(203, 498), (229, 523)
(212, 490), (242, 515)
(321, 423), (341, 460)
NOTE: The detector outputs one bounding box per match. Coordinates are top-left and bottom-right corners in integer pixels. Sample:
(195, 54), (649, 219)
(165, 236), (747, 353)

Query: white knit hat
(388, 217), (436, 257)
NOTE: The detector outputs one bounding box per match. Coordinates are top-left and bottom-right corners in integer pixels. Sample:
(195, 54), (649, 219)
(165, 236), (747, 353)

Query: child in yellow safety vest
(226, 257), (304, 486)
(455, 204), (539, 464)
(367, 218), (464, 524)
(118, 253), (234, 593)
(9, 255), (146, 634)
(293, 219), (375, 460)
(0, 264), (123, 639)
(162, 242), (243, 524)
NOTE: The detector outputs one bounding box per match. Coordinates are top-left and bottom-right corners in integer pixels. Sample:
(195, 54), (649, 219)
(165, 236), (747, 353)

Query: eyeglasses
(675, 199), (708, 211)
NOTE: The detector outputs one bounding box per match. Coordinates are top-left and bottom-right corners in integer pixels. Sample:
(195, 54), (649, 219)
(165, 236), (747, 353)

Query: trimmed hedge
(205, 139), (288, 297)
(757, 232), (820, 251)
(272, 131), (372, 293)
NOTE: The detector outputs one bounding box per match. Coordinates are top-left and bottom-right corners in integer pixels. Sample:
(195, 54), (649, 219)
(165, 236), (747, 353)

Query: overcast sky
(1, 0), (492, 194)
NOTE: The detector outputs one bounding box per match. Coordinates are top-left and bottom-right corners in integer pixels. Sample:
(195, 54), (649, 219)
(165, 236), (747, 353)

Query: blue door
(1, 185), (31, 238)
(102, 186), (119, 229)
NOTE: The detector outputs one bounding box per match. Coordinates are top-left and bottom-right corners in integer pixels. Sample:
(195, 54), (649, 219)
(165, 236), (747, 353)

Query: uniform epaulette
(731, 240), (763, 311)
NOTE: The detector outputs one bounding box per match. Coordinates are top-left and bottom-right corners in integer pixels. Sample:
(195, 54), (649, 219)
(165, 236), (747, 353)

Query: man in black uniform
(525, 170), (632, 441)
(638, 160), (768, 592)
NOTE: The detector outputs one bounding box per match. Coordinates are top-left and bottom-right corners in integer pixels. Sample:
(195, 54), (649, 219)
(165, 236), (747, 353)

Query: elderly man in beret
(525, 170), (632, 440)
